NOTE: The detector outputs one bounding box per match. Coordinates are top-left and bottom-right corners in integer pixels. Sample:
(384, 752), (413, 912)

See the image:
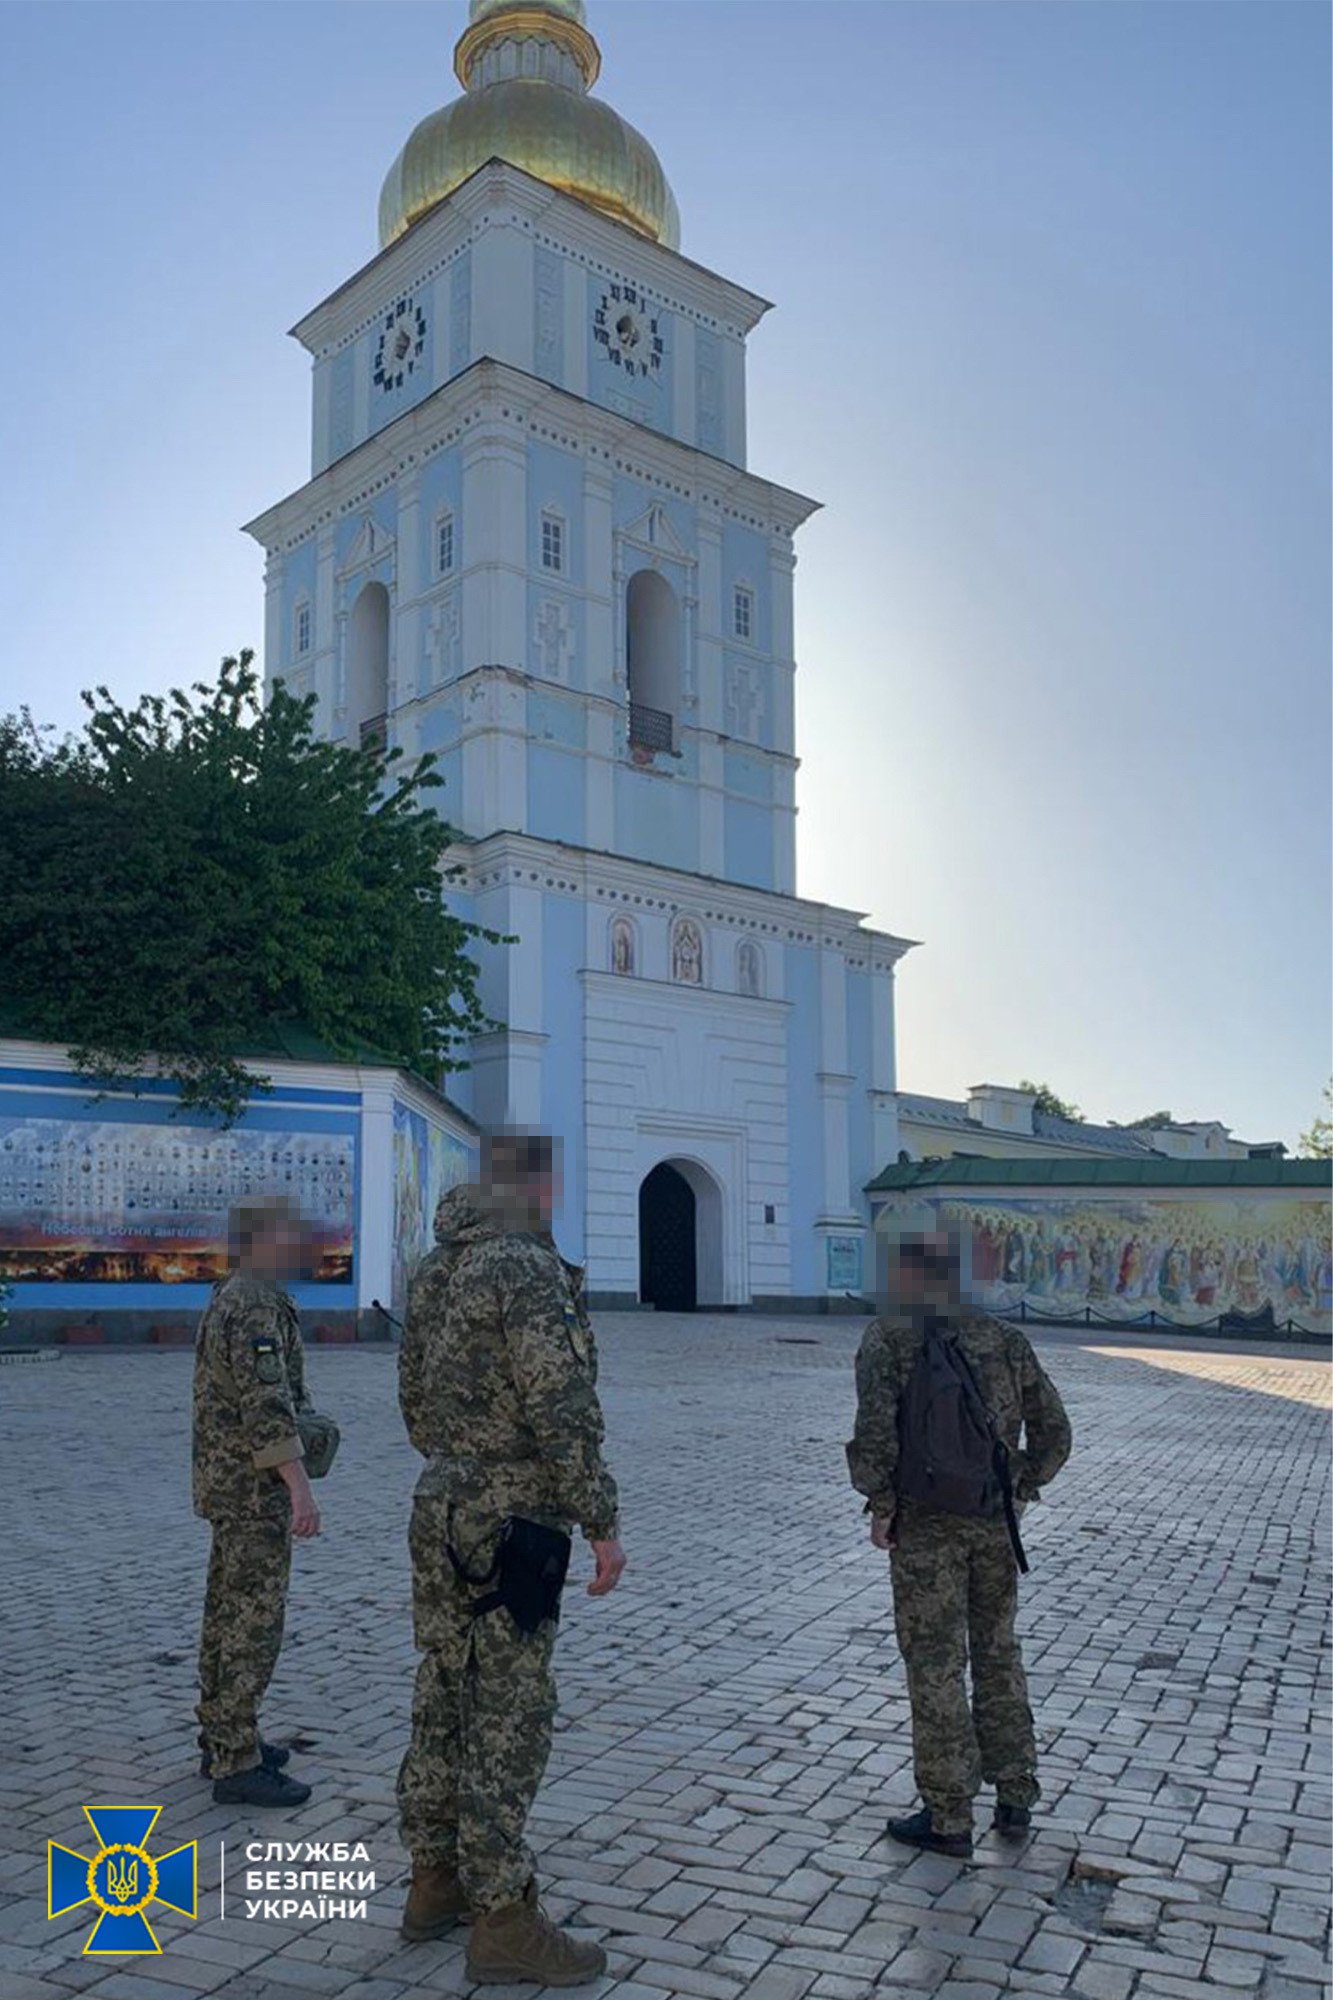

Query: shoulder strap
(447, 1541), (498, 1588)
(948, 1333), (1030, 1576)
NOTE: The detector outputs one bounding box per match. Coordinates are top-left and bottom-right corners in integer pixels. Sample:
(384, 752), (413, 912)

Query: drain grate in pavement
(775, 1337), (820, 1346)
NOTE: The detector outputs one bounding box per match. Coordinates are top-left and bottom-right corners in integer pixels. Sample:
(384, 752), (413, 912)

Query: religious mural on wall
(391, 1101), (474, 1316)
(0, 1115), (355, 1284)
(905, 1194), (1332, 1333)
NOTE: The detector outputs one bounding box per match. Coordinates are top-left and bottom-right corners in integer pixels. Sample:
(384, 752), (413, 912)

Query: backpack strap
(447, 1541), (498, 1587)
(447, 1543), (508, 1619)
(942, 1330), (1031, 1576)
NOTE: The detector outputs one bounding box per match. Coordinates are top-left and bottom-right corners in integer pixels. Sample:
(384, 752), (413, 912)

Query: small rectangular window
(295, 604), (311, 655)
(436, 515), (454, 575)
(733, 587), (753, 642)
(541, 514), (564, 574)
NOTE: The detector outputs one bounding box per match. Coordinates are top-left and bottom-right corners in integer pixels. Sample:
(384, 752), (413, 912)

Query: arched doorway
(638, 1158), (724, 1310)
(639, 1163), (696, 1311)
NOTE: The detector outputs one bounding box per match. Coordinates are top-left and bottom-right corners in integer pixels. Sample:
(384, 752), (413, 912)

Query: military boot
(401, 1862), (470, 1940)
(885, 1807), (973, 1858)
(466, 1883), (607, 1987)
(212, 1764), (311, 1808)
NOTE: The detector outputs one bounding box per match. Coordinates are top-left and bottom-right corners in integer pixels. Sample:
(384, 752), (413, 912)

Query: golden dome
(378, 0), (680, 252)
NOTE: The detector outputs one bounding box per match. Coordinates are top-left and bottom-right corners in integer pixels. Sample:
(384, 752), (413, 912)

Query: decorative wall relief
(671, 917), (703, 986)
(610, 917), (635, 976)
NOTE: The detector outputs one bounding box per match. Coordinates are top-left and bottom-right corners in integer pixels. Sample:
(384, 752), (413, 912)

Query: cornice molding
(292, 160), (772, 358)
(448, 828), (916, 958)
(245, 358), (819, 552)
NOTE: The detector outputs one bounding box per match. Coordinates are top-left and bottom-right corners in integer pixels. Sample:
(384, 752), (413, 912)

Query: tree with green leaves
(1017, 1079), (1085, 1123)
(0, 652), (499, 1122)
(1298, 1080), (1333, 1160)
(1124, 1110), (1175, 1130)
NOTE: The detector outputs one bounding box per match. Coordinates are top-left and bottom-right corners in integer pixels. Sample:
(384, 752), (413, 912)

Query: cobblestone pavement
(2, 1319), (1329, 2000)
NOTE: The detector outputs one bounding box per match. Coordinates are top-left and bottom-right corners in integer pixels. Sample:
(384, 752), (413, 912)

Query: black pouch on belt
(448, 1516), (572, 1634)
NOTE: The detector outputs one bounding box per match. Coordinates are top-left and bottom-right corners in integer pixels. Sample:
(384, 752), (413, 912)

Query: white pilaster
(871, 962), (897, 1092)
(472, 226), (535, 373)
(698, 739), (725, 877)
(314, 525), (337, 735)
(564, 258), (588, 399)
(356, 1074), (397, 1311)
(672, 317), (696, 448)
(461, 429), (528, 670)
(723, 333), (747, 468)
(395, 466), (423, 705)
(263, 549), (286, 689)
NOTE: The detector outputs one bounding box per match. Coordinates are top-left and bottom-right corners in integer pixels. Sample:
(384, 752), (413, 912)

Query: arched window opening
(347, 580), (390, 752)
(626, 568), (680, 755)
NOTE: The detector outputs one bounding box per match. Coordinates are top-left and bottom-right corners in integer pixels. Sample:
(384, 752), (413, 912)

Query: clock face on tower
(593, 282), (663, 381)
(373, 296), (427, 394)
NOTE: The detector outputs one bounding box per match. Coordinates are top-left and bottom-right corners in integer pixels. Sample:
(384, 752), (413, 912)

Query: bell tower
(244, 0), (910, 1305)
(247, 0), (812, 897)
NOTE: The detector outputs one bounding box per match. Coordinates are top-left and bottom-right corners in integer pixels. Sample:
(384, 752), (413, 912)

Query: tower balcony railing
(628, 702), (673, 754)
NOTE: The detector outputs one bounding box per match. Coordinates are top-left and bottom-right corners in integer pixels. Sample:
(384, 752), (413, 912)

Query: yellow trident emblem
(105, 1854), (139, 1904)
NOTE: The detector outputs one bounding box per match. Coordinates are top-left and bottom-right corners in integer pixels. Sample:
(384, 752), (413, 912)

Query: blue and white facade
(246, 92), (910, 1306)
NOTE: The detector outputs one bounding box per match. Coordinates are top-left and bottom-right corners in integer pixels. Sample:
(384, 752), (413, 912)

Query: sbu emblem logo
(104, 1852), (141, 1904)
(48, 1807), (197, 1955)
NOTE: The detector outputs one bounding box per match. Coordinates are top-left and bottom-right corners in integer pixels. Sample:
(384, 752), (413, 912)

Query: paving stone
(1205, 1944), (1267, 1988)
(731, 1967), (817, 2000)
(1070, 1964), (1135, 2000)
(1018, 1928), (1087, 1977)
(0, 1327), (1327, 2000)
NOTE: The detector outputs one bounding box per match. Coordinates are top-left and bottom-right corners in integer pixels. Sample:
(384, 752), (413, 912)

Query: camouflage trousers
(890, 1503), (1038, 1836)
(197, 1512), (291, 1781)
(397, 1492), (559, 1914)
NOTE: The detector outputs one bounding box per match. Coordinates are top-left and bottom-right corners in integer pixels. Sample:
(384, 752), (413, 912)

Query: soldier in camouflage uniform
(194, 1196), (320, 1809)
(397, 1137), (624, 1987)
(847, 1227), (1071, 1857)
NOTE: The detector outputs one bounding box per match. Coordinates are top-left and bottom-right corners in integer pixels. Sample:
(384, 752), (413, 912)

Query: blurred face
(529, 1167), (560, 1228)
(246, 1214), (306, 1281)
(895, 1230), (962, 1312)
(483, 1135), (561, 1230)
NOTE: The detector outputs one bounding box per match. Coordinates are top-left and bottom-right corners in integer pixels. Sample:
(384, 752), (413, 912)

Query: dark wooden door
(639, 1164), (697, 1312)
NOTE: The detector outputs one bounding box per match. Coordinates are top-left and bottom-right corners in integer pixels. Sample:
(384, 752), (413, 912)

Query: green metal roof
(866, 1156), (1331, 1194)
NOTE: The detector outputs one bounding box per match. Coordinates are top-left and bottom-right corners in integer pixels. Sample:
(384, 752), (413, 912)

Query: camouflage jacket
(846, 1308), (1072, 1522)
(398, 1187), (619, 1542)
(192, 1273), (309, 1521)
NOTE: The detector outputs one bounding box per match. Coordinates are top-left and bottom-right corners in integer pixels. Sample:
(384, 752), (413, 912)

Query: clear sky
(3, 0), (1329, 1151)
